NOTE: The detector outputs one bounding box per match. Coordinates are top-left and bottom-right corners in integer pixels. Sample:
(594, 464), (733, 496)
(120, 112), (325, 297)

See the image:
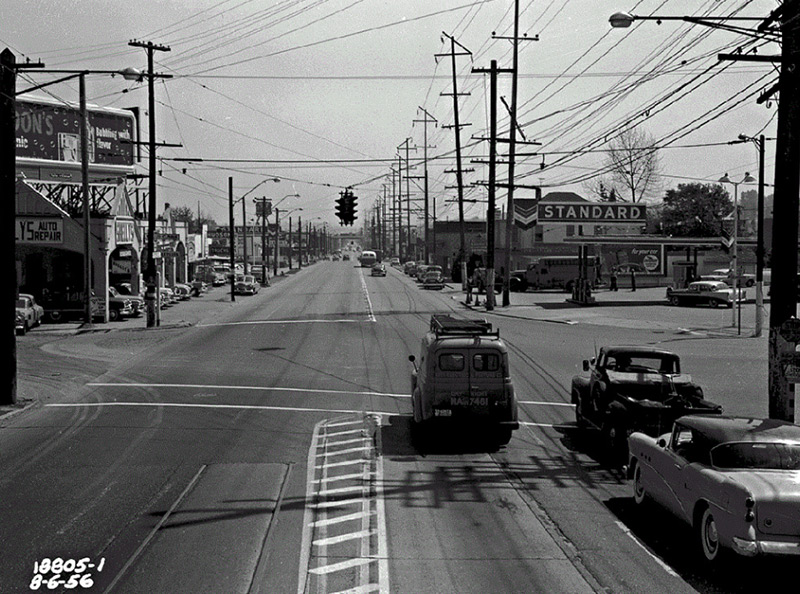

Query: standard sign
(538, 202), (646, 224)
(16, 218), (64, 244)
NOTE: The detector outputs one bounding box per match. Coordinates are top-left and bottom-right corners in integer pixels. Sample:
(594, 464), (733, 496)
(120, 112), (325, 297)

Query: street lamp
(274, 207), (302, 277)
(719, 172), (756, 335)
(237, 178), (280, 276)
(732, 134), (768, 337)
(609, 11), (765, 30)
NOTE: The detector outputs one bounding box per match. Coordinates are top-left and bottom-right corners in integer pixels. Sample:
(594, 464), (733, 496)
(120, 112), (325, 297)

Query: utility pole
(473, 61), (507, 311)
(399, 138), (417, 260)
(273, 208), (280, 277)
(228, 177), (236, 302)
(298, 215), (302, 269)
(493, 4), (537, 306)
(413, 107), (438, 264)
(437, 33), (471, 286)
(2, 49), (17, 405)
(3, 50), (43, 405)
(129, 39), (171, 327)
(767, 2), (800, 421)
(242, 190), (248, 275)
(396, 155), (404, 259)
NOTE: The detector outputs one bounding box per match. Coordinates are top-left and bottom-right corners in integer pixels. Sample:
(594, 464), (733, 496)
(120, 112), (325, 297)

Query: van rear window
(473, 354), (499, 371)
(439, 353), (465, 371)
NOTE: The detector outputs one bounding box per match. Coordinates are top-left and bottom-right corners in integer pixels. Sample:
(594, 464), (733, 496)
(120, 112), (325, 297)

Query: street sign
(779, 317), (800, 343)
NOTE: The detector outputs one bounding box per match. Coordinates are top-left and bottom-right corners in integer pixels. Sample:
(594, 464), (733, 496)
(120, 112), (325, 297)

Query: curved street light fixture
(719, 172), (756, 335)
(609, 11), (774, 40)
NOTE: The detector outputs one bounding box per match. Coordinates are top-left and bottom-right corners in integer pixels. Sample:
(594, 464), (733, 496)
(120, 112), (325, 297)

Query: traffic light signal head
(347, 192), (358, 226)
(335, 193), (347, 224)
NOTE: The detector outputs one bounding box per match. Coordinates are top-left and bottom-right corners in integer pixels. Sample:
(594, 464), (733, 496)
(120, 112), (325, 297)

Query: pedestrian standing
(610, 270), (618, 291)
(630, 268), (636, 292)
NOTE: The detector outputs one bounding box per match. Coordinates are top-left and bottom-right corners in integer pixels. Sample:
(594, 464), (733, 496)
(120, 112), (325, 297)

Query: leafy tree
(605, 127), (661, 202)
(660, 183), (732, 237)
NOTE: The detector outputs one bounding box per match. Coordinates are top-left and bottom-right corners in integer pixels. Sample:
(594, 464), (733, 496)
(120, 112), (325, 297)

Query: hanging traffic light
(347, 191), (358, 226)
(335, 192), (347, 224)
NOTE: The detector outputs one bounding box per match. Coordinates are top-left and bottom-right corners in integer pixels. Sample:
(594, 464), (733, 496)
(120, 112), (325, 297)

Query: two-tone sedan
(234, 274), (259, 295)
(666, 280), (742, 308)
(628, 416), (800, 562)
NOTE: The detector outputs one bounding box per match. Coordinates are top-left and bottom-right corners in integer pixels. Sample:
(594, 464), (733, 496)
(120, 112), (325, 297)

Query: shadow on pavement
(381, 414), (508, 458)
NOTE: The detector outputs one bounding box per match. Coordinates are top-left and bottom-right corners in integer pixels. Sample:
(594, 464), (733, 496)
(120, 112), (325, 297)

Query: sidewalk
(31, 265), (298, 337)
(457, 285), (769, 337)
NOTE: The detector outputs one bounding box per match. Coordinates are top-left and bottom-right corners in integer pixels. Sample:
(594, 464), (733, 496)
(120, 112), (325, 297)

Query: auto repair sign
(16, 218), (63, 244)
(538, 202), (646, 223)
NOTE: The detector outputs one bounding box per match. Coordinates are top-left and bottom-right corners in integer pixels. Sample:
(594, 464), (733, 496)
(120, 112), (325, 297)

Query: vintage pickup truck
(571, 345), (722, 460)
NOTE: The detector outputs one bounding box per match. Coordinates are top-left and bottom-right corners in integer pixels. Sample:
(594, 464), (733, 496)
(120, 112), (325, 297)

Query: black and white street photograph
(3, 1), (800, 592)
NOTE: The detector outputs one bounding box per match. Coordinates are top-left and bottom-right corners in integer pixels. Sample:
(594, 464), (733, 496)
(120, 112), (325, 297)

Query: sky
(3, 0), (781, 232)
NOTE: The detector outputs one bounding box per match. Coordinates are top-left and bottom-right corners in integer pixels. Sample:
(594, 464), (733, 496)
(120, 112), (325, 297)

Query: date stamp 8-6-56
(30, 557), (105, 590)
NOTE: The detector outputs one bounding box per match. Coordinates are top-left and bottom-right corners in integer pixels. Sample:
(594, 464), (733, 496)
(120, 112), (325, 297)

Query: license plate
(434, 409), (452, 417)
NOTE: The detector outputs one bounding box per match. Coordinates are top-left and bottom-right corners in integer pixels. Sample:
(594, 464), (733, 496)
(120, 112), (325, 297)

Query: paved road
(3, 262), (791, 593)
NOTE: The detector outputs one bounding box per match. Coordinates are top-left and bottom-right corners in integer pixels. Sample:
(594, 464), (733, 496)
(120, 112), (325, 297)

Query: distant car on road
(234, 274), (259, 295)
(421, 270), (445, 290)
(628, 416), (800, 563)
(371, 263), (387, 277)
(666, 281), (741, 308)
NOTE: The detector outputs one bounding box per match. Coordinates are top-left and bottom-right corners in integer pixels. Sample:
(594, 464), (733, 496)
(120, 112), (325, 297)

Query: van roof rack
(429, 314), (498, 337)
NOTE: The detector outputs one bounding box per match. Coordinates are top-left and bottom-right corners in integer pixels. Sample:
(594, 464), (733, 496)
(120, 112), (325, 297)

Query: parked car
(509, 270), (528, 292)
(700, 268), (756, 287)
(112, 285), (144, 316)
(571, 345), (722, 459)
(666, 281), (742, 308)
(414, 264), (430, 281)
(408, 315), (519, 446)
(421, 270), (445, 290)
(172, 284), (192, 300)
(404, 261), (417, 276)
(389, 257), (402, 269)
(234, 274), (259, 295)
(628, 416), (800, 563)
(106, 289), (135, 321)
(159, 287), (177, 308)
(15, 293), (44, 334)
(371, 263), (387, 277)
(190, 278), (207, 296)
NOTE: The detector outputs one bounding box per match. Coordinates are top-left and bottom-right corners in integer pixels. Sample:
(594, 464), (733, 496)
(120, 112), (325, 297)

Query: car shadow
(552, 422), (629, 472)
(381, 414), (507, 457)
(605, 496), (797, 593)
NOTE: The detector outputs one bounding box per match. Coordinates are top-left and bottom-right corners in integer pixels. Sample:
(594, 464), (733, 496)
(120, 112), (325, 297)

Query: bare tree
(605, 127), (661, 203)
(582, 176), (622, 202)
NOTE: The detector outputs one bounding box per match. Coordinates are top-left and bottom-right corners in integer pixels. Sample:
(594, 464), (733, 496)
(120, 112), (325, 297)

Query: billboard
(15, 95), (135, 169)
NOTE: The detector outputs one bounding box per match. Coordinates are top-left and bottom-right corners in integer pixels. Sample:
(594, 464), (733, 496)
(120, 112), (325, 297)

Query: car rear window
(439, 353), (465, 371)
(711, 443), (800, 470)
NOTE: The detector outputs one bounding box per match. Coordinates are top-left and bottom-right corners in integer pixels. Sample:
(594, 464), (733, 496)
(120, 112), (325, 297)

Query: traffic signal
(335, 193), (347, 224)
(347, 191), (358, 226)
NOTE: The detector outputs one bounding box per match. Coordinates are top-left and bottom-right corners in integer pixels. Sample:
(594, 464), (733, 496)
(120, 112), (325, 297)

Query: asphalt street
(2, 262), (789, 594)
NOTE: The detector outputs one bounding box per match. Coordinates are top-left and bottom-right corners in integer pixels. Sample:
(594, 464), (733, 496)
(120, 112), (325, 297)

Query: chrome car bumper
(733, 536), (800, 556)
